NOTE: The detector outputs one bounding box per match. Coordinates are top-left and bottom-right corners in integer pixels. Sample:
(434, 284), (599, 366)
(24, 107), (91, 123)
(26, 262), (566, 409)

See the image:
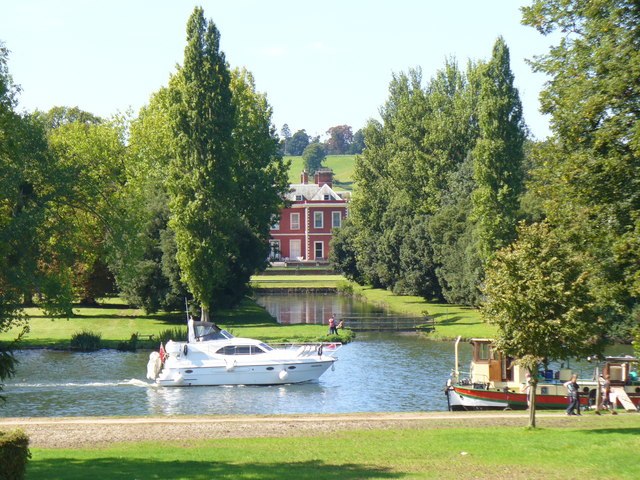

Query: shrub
(336, 281), (354, 295)
(0, 429), (31, 480)
(117, 333), (139, 352)
(323, 328), (355, 344)
(70, 330), (101, 351)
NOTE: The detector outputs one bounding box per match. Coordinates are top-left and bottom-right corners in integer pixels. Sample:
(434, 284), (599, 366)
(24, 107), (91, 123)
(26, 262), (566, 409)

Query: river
(0, 294), (620, 418)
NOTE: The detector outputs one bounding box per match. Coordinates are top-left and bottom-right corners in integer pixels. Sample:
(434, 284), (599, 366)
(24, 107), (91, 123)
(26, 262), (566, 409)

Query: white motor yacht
(146, 320), (339, 386)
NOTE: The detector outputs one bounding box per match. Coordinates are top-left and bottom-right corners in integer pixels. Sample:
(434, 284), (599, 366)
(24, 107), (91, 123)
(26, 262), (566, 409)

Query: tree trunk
(201, 306), (210, 323)
(528, 367), (537, 429)
(529, 380), (537, 428)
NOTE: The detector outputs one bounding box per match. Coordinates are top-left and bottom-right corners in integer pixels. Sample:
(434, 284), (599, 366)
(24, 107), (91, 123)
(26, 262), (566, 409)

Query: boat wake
(9, 379), (155, 389)
(122, 378), (156, 388)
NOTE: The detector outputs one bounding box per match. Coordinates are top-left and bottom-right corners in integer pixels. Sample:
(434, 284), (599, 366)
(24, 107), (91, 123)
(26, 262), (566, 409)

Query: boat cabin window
(216, 345), (269, 355)
(472, 342), (492, 363)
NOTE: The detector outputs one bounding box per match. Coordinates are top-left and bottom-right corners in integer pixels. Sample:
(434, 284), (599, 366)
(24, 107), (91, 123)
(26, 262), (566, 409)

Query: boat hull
(447, 385), (640, 411)
(156, 358), (336, 387)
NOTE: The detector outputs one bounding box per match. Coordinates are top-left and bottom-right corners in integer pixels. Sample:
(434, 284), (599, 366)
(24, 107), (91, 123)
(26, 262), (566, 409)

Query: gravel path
(0, 412), (575, 449)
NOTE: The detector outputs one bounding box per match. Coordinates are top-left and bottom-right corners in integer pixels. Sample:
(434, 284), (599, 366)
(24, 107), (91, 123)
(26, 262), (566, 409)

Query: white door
(290, 239), (301, 260)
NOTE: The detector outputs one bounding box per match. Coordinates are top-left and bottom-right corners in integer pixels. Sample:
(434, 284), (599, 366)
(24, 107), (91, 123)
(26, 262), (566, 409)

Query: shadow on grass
(431, 313), (465, 325)
(28, 458), (403, 480)
(68, 313), (184, 323)
(334, 180), (354, 189)
(583, 427), (640, 436)
(26, 311), (184, 324)
(81, 302), (131, 309)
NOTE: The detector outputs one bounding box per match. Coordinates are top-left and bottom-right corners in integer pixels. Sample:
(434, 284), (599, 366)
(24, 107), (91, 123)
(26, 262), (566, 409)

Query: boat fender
(279, 369), (289, 380)
(146, 351), (162, 380)
(317, 345), (323, 356)
(225, 359), (236, 372)
(183, 344), (188, 356)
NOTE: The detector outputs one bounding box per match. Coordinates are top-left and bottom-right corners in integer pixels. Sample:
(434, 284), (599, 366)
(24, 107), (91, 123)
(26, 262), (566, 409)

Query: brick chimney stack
(314, 168), (333, 188)
(301, 170), (309, 184)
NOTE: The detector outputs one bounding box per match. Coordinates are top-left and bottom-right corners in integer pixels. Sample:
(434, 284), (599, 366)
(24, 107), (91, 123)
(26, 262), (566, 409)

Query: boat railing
(271, 342), (342, 357)
(455, 370), (490, 389)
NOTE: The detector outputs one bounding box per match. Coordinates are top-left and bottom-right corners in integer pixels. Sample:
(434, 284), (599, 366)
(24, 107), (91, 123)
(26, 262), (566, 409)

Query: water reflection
(254, 293), (384, 325)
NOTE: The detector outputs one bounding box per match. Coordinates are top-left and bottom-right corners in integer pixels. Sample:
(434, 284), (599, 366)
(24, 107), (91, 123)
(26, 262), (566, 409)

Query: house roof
(287, 183), (345, 202)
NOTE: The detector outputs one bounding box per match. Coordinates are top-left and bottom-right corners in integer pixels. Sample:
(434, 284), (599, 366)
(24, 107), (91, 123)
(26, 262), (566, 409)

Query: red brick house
(269, 168), (348, 263)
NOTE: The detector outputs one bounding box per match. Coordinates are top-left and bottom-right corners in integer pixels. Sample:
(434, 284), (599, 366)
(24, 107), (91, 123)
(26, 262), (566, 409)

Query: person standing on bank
(601, 373), (617, 414)
(328, 314), (338, 335)
(564, 373), (581, 416)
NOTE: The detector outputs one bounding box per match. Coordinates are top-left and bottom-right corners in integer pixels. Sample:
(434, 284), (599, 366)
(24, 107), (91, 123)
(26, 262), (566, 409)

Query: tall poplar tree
(167, 7), (236, 320)
(472, 37), (526, 261)
(166, 8), (287, 317)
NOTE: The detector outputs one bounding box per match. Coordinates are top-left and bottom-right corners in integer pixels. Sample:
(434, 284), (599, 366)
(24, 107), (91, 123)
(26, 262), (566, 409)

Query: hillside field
(285, 154), (356, 190)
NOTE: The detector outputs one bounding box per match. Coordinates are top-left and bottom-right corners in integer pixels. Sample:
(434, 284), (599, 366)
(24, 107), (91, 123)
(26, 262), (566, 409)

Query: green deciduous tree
(482, 221), (606, 428)
(337, 46), (526, 305)
(302, 142), (326, 175)
(287, 129), (310, 156)
(1, 43), (77, 393)
(522, 0), (640, 336)
(329, 221), (363, 284)
(348, 128), (365, 154)
(429, 154), (483, 305)
(113, 86), (187, 312)
(45, 113), (127, 304)
(325, 125), (353, 154)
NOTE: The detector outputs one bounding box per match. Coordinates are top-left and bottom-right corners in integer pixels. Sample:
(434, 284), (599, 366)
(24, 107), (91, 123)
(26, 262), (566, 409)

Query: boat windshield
(192, 321), (233, 342)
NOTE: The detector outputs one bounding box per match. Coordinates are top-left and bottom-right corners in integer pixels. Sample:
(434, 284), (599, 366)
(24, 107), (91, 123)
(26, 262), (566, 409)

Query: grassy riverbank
(250, 274), (345, 289)
(0, 274), (490, 348)
(19, 413), (640, 479)
(0, 297), (350, 349)
(347, 283), (493, 340)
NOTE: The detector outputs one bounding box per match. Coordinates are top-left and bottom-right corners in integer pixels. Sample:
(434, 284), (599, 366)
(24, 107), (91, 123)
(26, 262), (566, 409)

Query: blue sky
(1, 0), (556, 140)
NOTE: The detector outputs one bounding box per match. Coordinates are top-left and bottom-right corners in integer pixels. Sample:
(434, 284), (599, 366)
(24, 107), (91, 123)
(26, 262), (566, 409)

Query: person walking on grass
(564, 373), (581, 416)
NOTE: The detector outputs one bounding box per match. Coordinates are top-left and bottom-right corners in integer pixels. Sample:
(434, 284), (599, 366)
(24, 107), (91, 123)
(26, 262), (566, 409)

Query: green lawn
(250, 274), (345, 289)
(9, 299), (183, 348)
(25, 414), (640, 479)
